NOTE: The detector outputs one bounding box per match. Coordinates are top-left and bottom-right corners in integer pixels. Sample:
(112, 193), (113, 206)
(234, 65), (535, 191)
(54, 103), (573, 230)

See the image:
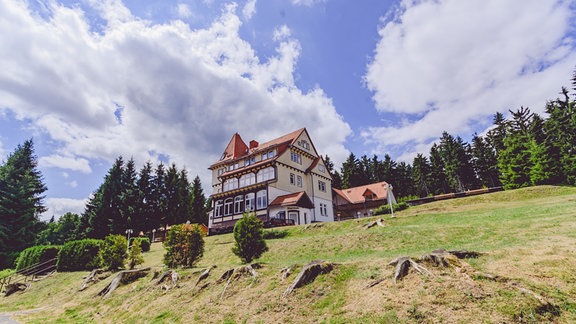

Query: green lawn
(1, 185), (576, 323)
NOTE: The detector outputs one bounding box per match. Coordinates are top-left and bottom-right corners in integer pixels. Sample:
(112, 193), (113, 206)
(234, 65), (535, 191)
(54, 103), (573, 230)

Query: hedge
(15, 245), (61, 274)
(57, 239), (104, 272)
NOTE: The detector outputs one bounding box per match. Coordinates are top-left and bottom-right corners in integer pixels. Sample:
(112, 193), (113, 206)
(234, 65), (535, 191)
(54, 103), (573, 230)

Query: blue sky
(1, 0), (575, 219)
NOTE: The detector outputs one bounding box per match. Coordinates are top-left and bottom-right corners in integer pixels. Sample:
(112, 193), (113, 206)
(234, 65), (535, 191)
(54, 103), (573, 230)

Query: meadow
(1, 185), (575, 323)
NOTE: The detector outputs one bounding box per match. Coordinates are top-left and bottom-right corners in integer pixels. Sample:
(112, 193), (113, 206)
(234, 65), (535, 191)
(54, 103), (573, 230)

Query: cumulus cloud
(363, 0), (576, 160)
(242, 0), (256, 20)
(44, 197), (87, 221)
(39, 155), (92, 173)
(0, 0), (351, 204)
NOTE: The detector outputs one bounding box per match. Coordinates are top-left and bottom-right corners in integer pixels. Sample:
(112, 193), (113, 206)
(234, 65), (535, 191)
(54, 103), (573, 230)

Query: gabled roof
(210, 128), (306, 169)
(333, 181), (390, 204)
(269, 191), (314, 209)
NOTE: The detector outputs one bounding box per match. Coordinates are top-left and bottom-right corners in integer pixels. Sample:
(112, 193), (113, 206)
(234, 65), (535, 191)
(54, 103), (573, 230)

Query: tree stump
(79, 268), (107, 291)
(97, 267), (151, 298)
(283, 260), (335, 296)
(4, 282), (30, 296)
(388, 256), (432, 284)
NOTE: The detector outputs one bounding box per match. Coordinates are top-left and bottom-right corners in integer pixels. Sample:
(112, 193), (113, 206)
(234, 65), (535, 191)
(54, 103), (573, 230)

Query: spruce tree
(0, 140), (47, 269)
(191, 175), (207, 225)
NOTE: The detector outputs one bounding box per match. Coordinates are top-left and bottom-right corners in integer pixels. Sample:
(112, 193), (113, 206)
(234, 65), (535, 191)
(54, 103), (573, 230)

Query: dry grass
(1, 185), (576, 323)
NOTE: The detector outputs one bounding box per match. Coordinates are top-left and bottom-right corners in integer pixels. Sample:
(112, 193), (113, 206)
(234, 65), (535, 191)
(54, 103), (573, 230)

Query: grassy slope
(1, 185), (576, 323)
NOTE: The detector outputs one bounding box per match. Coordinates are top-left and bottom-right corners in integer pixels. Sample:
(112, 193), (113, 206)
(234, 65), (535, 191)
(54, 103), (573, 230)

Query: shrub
(163, 224), (205, 268)
(100, 234), (128, 271)
(15, 245), (60, 274)
(128, 240), (144, 269)
(131, 237), (151, 252)
(0, 269), (16, 279)
(263, 229), (290, 240)
(57, 239), (103, 272)
(373, 202), (410, 216)
(232, 212), (269, 264)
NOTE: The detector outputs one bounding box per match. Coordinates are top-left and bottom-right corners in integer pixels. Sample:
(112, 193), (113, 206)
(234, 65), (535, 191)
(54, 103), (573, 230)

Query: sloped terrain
(1, 186), (576, 323)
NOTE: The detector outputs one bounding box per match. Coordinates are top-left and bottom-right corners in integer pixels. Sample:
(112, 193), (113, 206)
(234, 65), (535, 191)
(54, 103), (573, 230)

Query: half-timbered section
(208, 128), (334, 234)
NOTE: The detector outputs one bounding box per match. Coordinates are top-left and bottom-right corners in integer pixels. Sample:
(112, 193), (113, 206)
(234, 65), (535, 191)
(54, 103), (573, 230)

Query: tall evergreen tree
(340, 153), (363, 189)
(470, 134), (500, 188)
(135, 161), (154, 232)
(497, 108), (534, 189)
(120, 158), (138, 230)
(151, 163), (167, 229)
(412, 153), (432, 197)
(323, 155), (342, 189)
(0, 140), (47, 269)
(190, 175), (207, 225)
(429, 144), (449, 195)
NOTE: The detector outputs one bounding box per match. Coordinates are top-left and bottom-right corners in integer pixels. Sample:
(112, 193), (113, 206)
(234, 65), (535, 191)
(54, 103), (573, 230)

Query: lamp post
(152, 229), (156, 243)
(125, 229), (133, 252)
(387, 184), (395, 218)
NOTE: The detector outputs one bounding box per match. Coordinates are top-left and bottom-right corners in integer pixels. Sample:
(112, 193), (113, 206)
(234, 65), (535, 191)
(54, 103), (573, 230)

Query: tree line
(0, 146), (208, 269)
(325, 68), (576, 196)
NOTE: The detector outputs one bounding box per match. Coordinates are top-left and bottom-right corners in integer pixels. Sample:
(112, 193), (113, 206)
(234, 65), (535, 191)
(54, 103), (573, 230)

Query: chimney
(249, 140), (259, 149)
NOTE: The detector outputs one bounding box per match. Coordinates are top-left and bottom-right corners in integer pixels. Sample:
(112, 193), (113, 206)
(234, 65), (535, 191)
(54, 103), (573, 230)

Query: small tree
(128, 240), (144, 269)
(100, 234), (127, 271)
(232, 212), (268, 263)
(163, 224), (204, 268)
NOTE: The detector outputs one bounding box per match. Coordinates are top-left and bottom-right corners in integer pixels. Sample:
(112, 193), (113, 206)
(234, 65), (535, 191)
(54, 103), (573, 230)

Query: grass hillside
(1, 185), (576, 323)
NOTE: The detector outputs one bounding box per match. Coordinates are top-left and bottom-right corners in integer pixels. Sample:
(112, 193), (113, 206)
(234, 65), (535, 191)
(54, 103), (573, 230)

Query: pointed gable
(220, 133), (248, 161)
(269, 191), (314, 209)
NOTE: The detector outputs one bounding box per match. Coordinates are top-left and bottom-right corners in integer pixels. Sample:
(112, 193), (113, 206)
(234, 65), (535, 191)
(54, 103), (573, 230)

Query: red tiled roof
(269, 191), (314, 209)
(333, 181), (390, 204)
(210, 128), (306, 169)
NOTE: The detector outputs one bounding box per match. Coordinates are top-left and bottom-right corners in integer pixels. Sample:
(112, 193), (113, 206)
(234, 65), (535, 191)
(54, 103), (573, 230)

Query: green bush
(0, 269), (16, 279)
(128, 240), (144, 269)
(232, 212), (269, 264)
(131, 237), (151, 252)
(163, 224), (205, 268)
(373, 202), (410, 216)
(263, 229), (290, 240)
(15, 245), (60, 274)
(56, 239), (103, 272)
(100, 235), (128, 271)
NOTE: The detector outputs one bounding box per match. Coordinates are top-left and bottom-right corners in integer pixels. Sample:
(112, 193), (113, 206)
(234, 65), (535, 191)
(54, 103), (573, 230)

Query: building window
(244, 157), (255, 167)
(318, 180), (326, 192)
(257, 167), (275, 182)
(218, 168), (225, 176)
(291, 151), (302, 164)
(234, 195), (244, 214)
(245, 193), (255, 211)
(214, 200), (223, 217)
(228, 162), (239, 171)
(239, 173), (255, 187)
(261, 150), (275, 161)
(318, 164), (325, 173)
(290, 173), (295, 185)
(297, 175), (302, 187)
(298, 140), (310, 150)
(321, 203), (328, 216)
(223, 178), (238, 191)
(224, 198), (233, 216)
(256, 190), (267, 210)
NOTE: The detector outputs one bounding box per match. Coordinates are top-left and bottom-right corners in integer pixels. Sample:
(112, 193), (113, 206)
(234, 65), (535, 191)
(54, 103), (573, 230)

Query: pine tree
(429, 144), (449, 195)
(412, 153), (432, 197)
(191, 175), (207, 225)
(323, 155), (342, 189)
(0, 140), (47, 269)
(135, 161), (154, 232)
(119, 158), (138, 230)
(470, 134), (500, 188)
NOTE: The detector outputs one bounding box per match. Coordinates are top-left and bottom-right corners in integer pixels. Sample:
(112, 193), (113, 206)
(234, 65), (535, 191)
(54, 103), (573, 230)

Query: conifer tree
(0, 140), (47, 269)
(191, 175), (207, 225)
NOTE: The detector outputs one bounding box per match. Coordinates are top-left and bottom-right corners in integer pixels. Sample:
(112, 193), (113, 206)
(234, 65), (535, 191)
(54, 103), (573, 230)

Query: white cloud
(39, 155), (92, 173)
(0, 0), (351, 198)
(292, 0), (326, 7)
(363, 0), (576, 158)
(176, 3), (192, 19)
(44, 197), (87, 221)
(242, 0), (257, 21)
(273, 25), (291, 41)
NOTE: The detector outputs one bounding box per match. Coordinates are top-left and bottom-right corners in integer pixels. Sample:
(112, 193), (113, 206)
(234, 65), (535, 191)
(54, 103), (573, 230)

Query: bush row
(15, 245), (61, 274)
(373, 201), (410, 216)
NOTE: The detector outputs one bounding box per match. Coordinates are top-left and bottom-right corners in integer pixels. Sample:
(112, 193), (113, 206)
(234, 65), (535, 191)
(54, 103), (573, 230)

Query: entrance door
(288, 211), (299, 225)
